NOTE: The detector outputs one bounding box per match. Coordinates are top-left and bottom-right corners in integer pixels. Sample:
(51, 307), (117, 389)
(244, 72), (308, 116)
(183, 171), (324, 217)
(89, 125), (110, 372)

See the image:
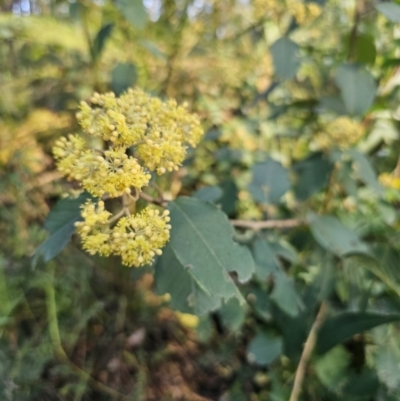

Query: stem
(348, 0), (364, 62)
(44, 264), (132, 401)
(107, 207), (127, 225)
(288, 302), (328, 401)
(139, 191), (168, 207)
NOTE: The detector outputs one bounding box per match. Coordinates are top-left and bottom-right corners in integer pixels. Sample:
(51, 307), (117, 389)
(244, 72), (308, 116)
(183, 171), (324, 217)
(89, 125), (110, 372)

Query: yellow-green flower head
(75, 200), (113, 256)
(53, 136), (150, 198)
(315, 117), (364, 151)
(76, 88), (204, 174)
(111, 207), (171, 267)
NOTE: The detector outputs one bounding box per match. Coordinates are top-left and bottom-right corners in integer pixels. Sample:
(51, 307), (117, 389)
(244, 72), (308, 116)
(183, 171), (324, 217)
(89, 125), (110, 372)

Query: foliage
(3, 0), (400, 400)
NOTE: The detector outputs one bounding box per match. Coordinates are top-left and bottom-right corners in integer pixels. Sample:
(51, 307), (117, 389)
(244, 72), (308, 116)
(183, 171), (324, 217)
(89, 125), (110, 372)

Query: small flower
(75, 200), (113, 256)
(111, 207), (171, 267)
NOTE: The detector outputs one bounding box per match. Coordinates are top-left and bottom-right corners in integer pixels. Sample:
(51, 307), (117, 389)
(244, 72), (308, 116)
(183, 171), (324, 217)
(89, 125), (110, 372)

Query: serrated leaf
(308, 213), (369, 257)
(335, 63), (376, 116)
(270, 37), (300, 80)
(248, 159), (290, 204)
(316, 312), (400, 355)
(32, 192), (93, 267)
(294, 153), (333, 201)
(376, 3), (400, 23)
(111, 62), (137, 95)
(155, 197), (254, 315)
(92, 23), (113, 62)
(116, 0), (147, 29)
(155, 244), (220, 315)
(247, 332), (282, 366)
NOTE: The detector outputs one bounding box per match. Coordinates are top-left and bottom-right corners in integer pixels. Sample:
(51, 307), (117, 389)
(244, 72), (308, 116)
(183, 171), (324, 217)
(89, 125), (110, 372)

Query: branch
(139, 191), (168, 207)
(230, 218), (304, 231)
(288, 302), (328, 401)
(138, 194), (304, 231)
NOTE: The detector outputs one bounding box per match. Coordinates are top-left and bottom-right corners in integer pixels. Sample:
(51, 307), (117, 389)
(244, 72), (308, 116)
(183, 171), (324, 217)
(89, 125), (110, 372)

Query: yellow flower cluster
(53, 88), (203, 197)
(379, 173), (400, 190)
(78, 89), (203, 173)
(315, 117), (365, 150)
(53, 88), (203, 266)
(75, 200), (171, 267)
(253, 0), (321, 26)
(287, 0), (322, 25)
(53, 137), (151, 197)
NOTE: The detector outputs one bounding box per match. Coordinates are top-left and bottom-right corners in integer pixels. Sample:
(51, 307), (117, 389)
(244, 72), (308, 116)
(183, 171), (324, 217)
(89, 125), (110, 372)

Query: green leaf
(253, 238), (279, 281)
(155, 244), (220, 315)
(220, 180), (238, 216)
(318, 96), (347, 115)
(343, 369), (379, 399)
(92, 23), (114, 62)
(116, 0), (147, 29)
(249, 287), (273, 322)
(248, 159), (290, 204)
(315, 346), (350, 391)
(247, 332), (282, 366)
(376, 344), (400, 391)
(219, 297), (246, 332)
(375, 3), (400, 23)
(195, 315), (213, 343)
(270, 270), (303, 317)
(294, 153), (333, 201)
(316, 312), (400, 355)
(32, 223), (77, 268)
(155, 197), (254, 315)
(308, 213), (369, 257)
(345, 33), (376, 65)
(270, 37), (300, 80)
(32, 192), (93, 267)
(194, 186), (223, 203)
(335, 63), (376, 116)
(348, 149), (384, 196)
(111, 62), (137, 95)
(252, 239), (302, 316)
(44, 192), (92, 234)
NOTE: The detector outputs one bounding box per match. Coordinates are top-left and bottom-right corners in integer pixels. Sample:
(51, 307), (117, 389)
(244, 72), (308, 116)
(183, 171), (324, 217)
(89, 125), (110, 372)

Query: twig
(230, 219), (304, 231)
(288, 302), (328, 401)
(139, 191), (168, 207)
(348, 0), (364, 62)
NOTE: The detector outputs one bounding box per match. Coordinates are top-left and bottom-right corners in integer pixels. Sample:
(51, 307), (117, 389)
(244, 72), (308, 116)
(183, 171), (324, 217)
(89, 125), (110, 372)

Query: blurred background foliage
(3, 0), (400, 400)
